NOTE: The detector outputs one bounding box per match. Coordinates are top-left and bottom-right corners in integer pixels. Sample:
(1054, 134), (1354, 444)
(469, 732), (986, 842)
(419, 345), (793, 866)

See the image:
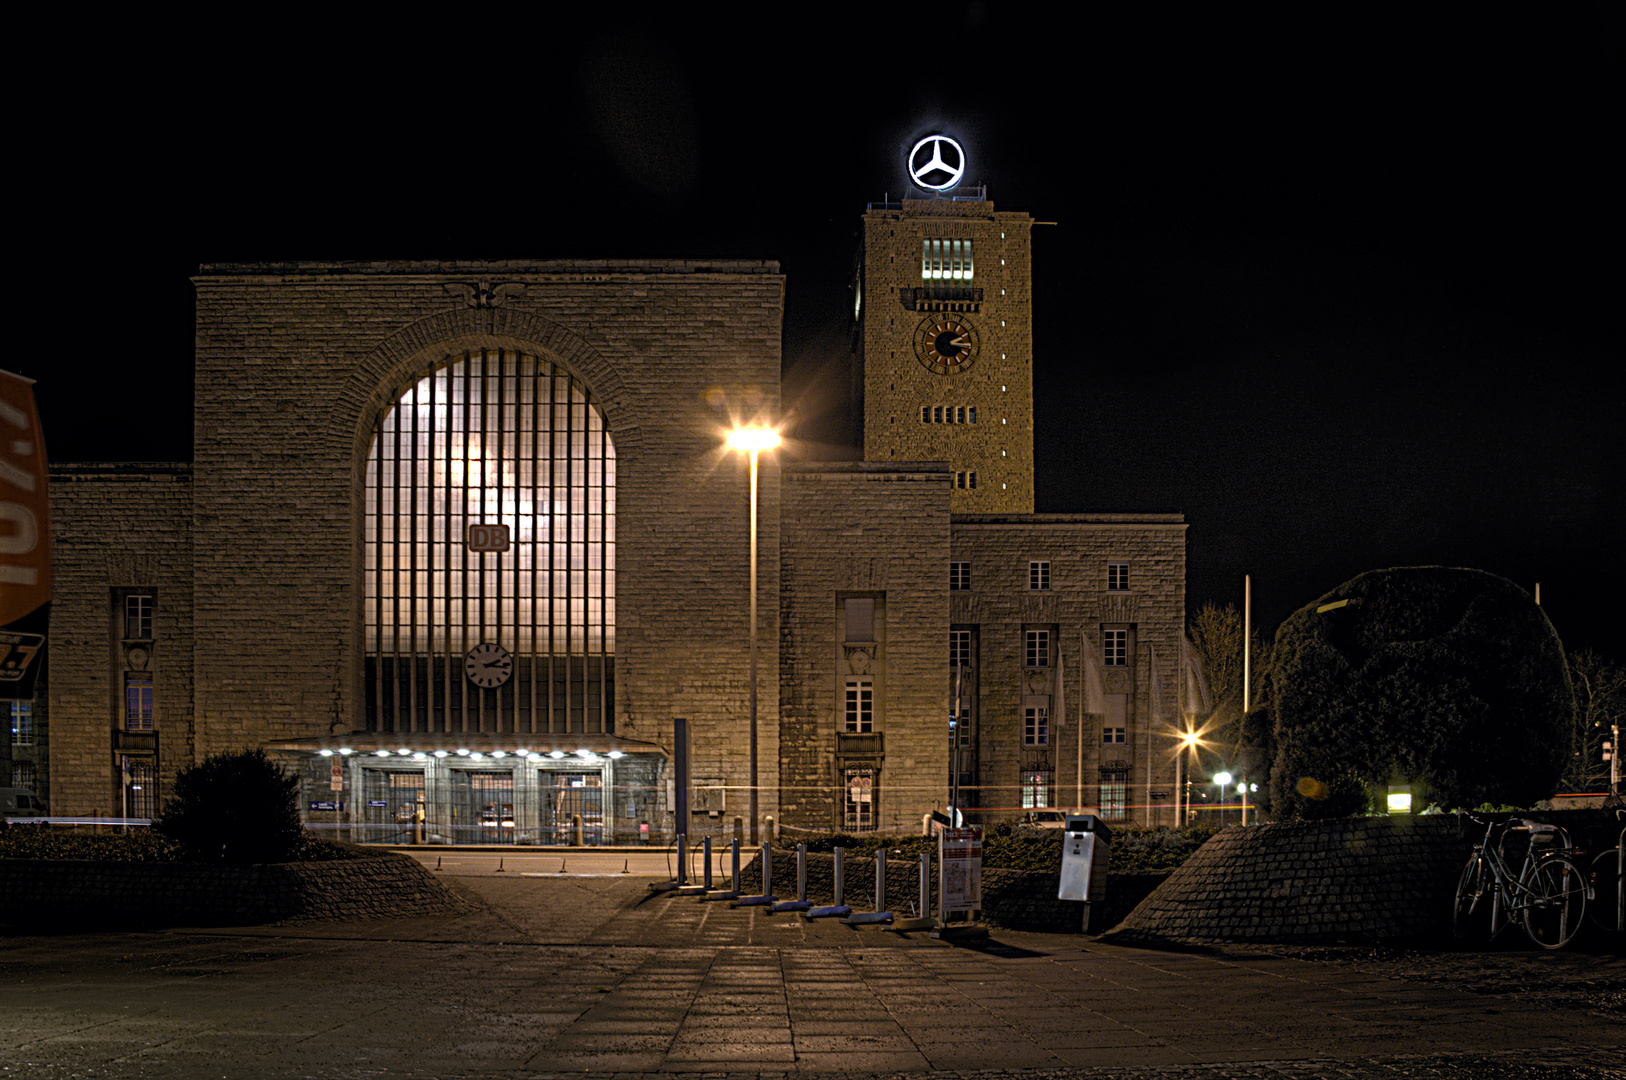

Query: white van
(1, 787), (48, 821)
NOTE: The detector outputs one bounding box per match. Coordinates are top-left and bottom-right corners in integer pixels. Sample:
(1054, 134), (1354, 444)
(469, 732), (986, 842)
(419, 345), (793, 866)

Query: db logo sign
(467, 523), (510, 552)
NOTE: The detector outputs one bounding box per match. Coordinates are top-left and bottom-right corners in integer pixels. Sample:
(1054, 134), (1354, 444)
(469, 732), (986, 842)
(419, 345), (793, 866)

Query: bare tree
(1562, 649), (1625, 793)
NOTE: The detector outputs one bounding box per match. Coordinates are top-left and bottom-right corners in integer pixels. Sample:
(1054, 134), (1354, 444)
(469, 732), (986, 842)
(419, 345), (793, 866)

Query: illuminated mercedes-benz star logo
(909, 135), (966, 192)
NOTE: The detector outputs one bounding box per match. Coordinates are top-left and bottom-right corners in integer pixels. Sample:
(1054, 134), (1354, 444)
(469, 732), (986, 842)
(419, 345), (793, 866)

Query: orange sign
(0, 368), (49, 699)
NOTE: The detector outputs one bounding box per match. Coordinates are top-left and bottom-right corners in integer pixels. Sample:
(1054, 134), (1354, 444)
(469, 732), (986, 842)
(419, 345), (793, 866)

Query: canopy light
(433, 750), (448, 758)
(549, 750), (566, 759)
(318, 749), (333, 757)
(374, 750), (391, 757)
(396, 748), (410, 756)
(412, 752), (426, 761)
(607, 750), (624, 760)
(1214, 772), (1233, 787)
(727, 428), (781, 452)
(491, 751), (506, 759)
(456, 748), (470, 756)
(339, 748), (353, 755)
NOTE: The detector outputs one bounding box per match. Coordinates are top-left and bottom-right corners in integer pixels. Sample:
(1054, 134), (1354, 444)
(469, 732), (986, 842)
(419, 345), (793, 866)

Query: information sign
(329, 760), (343, 792)
(938, 826), (983, 919)
(309, 800), (343, 812)
(367, 799), (388, 808)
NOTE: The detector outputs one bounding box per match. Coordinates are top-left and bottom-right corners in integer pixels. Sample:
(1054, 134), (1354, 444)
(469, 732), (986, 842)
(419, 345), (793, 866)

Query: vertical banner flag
(1181, 635), (1212, 719)
(0, 369), (50, 700)
(1081, 628), (1105, 714)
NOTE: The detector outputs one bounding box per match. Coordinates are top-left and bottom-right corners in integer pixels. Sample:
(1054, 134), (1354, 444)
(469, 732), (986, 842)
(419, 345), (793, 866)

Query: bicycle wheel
(1522, 855), (1588, 950)
(1588, 849), (1622, 933)
(1453, 856), (1489, 939)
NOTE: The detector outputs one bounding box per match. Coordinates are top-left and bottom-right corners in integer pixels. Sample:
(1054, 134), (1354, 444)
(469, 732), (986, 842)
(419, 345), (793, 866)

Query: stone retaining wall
(0, 853), (467, 929)
(1105, 810), (1616, 946)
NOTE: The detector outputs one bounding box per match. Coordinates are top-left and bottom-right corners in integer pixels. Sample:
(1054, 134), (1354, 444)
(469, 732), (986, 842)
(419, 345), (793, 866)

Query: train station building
(28, 170), (1192, 843)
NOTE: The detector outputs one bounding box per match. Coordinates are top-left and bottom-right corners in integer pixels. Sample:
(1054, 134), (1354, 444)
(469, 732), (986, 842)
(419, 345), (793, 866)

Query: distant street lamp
(727, 427), (781, 844)
(1177, 729), (1201, 825)
(1214, 771), (1233, 826)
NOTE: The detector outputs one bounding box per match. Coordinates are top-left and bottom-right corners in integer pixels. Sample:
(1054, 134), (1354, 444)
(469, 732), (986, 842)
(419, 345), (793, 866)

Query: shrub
(1269, 567), (1573, 817)
(0, 823), (182, 862)
(154, 749), (304, 862)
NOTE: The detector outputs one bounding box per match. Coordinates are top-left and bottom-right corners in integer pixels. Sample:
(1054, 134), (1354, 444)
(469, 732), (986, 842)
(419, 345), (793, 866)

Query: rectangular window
(921, 406), (930, 423)
(1107, 562), (1129, 592)
(124, 673), (154, 731)
(843, 767), (876, 831)
(949, 629), (971, 669)
(844, 598), (874, 642)
(968, 406), (977, 423)
(949, 562), (971, 591)
(844, 678), (874, 733)
(12, 761), (34, 789)
(1100, 770), (1128, 822)
(1102, 726), (1126, 744)
(1028, 561), (1050, 591)
(1025, 629), (1050, 668)
(10, 702), (33, 746)
(933, 405), (944, 423)
(1103, 629), (1128, 666)
(1024, 705), (1049, 745)
(955, 406), (966, 424)
(955, 471), (978, 490)
(1021, 770), (1053, 809)
(124, 595), (153, 640)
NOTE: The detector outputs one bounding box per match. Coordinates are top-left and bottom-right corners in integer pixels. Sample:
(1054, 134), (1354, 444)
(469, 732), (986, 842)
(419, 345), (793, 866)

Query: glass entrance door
(364, 770), (425, 844)
(451, 770), (516, 844)
(545, 772), (603, 845)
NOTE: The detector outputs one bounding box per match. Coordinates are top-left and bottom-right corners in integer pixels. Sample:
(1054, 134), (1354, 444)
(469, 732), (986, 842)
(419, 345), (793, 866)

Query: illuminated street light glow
(726, 428), (781, 452)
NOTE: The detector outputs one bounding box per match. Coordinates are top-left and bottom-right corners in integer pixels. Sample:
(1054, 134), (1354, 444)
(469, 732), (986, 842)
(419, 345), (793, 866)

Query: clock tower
(855, 188), (1035, 513)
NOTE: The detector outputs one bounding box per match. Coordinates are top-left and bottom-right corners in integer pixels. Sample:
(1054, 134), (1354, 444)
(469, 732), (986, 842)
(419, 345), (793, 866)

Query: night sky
(18, 8), (1620, 659)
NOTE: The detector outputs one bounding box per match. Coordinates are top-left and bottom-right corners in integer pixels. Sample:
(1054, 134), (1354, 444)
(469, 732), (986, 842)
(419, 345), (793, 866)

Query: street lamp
(1214, 771), (1233, 826)
(726, 426), (781, 844)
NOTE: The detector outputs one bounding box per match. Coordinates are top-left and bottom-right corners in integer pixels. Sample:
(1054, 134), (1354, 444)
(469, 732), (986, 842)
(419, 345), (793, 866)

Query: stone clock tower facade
(857, 196), (1035, 513)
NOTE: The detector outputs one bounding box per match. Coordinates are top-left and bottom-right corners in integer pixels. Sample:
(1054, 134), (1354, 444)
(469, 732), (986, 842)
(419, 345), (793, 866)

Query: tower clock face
(913, 313), (980, 375)
(464, 642), (513, 689)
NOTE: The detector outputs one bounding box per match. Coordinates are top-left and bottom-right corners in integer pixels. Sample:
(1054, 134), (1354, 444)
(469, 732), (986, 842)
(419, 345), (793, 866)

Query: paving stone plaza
(2, 866), (1621, 1079)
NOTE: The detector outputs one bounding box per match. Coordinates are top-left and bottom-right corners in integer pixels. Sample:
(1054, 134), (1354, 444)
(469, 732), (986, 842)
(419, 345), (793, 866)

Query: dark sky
(18, 7), (1621, 658)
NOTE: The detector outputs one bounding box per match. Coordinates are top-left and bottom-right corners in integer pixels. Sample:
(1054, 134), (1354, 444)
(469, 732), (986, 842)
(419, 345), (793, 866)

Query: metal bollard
(797, 842), (807, 902)
(677, 833), (687, 887)
(762, 842), (773, 898)
(834, 845), (844, 906)
(703, 836), (713, 889)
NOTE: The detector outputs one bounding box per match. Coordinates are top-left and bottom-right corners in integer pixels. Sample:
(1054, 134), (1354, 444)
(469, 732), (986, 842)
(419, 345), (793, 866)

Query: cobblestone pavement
(1, 872), (1621, 1079)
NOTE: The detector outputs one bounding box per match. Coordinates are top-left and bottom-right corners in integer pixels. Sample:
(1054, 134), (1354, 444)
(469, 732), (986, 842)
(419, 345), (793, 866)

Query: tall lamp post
(1214, 771), (1233, 827)
(727, 427), (780, 844)
(1178, 730), (1200, 825)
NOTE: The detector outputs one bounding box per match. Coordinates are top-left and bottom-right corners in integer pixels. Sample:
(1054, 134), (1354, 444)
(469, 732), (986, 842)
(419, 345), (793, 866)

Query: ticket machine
(1058, 814), (1113, 931)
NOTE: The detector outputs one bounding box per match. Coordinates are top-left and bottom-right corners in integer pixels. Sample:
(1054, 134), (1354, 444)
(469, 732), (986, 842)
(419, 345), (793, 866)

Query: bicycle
(1586, 808), (1624, 935)
(1452, 813), (1590, 950)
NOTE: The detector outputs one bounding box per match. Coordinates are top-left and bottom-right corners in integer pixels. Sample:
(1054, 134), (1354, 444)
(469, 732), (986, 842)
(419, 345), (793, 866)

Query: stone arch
(325, 305), (640, 471)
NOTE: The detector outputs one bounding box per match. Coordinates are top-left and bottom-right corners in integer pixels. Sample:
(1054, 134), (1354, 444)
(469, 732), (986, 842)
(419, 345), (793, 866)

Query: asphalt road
(1, 866), (1622, 1079)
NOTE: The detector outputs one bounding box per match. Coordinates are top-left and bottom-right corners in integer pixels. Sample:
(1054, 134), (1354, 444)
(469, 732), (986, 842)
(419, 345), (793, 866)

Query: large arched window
(364, 349), (615, 734)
